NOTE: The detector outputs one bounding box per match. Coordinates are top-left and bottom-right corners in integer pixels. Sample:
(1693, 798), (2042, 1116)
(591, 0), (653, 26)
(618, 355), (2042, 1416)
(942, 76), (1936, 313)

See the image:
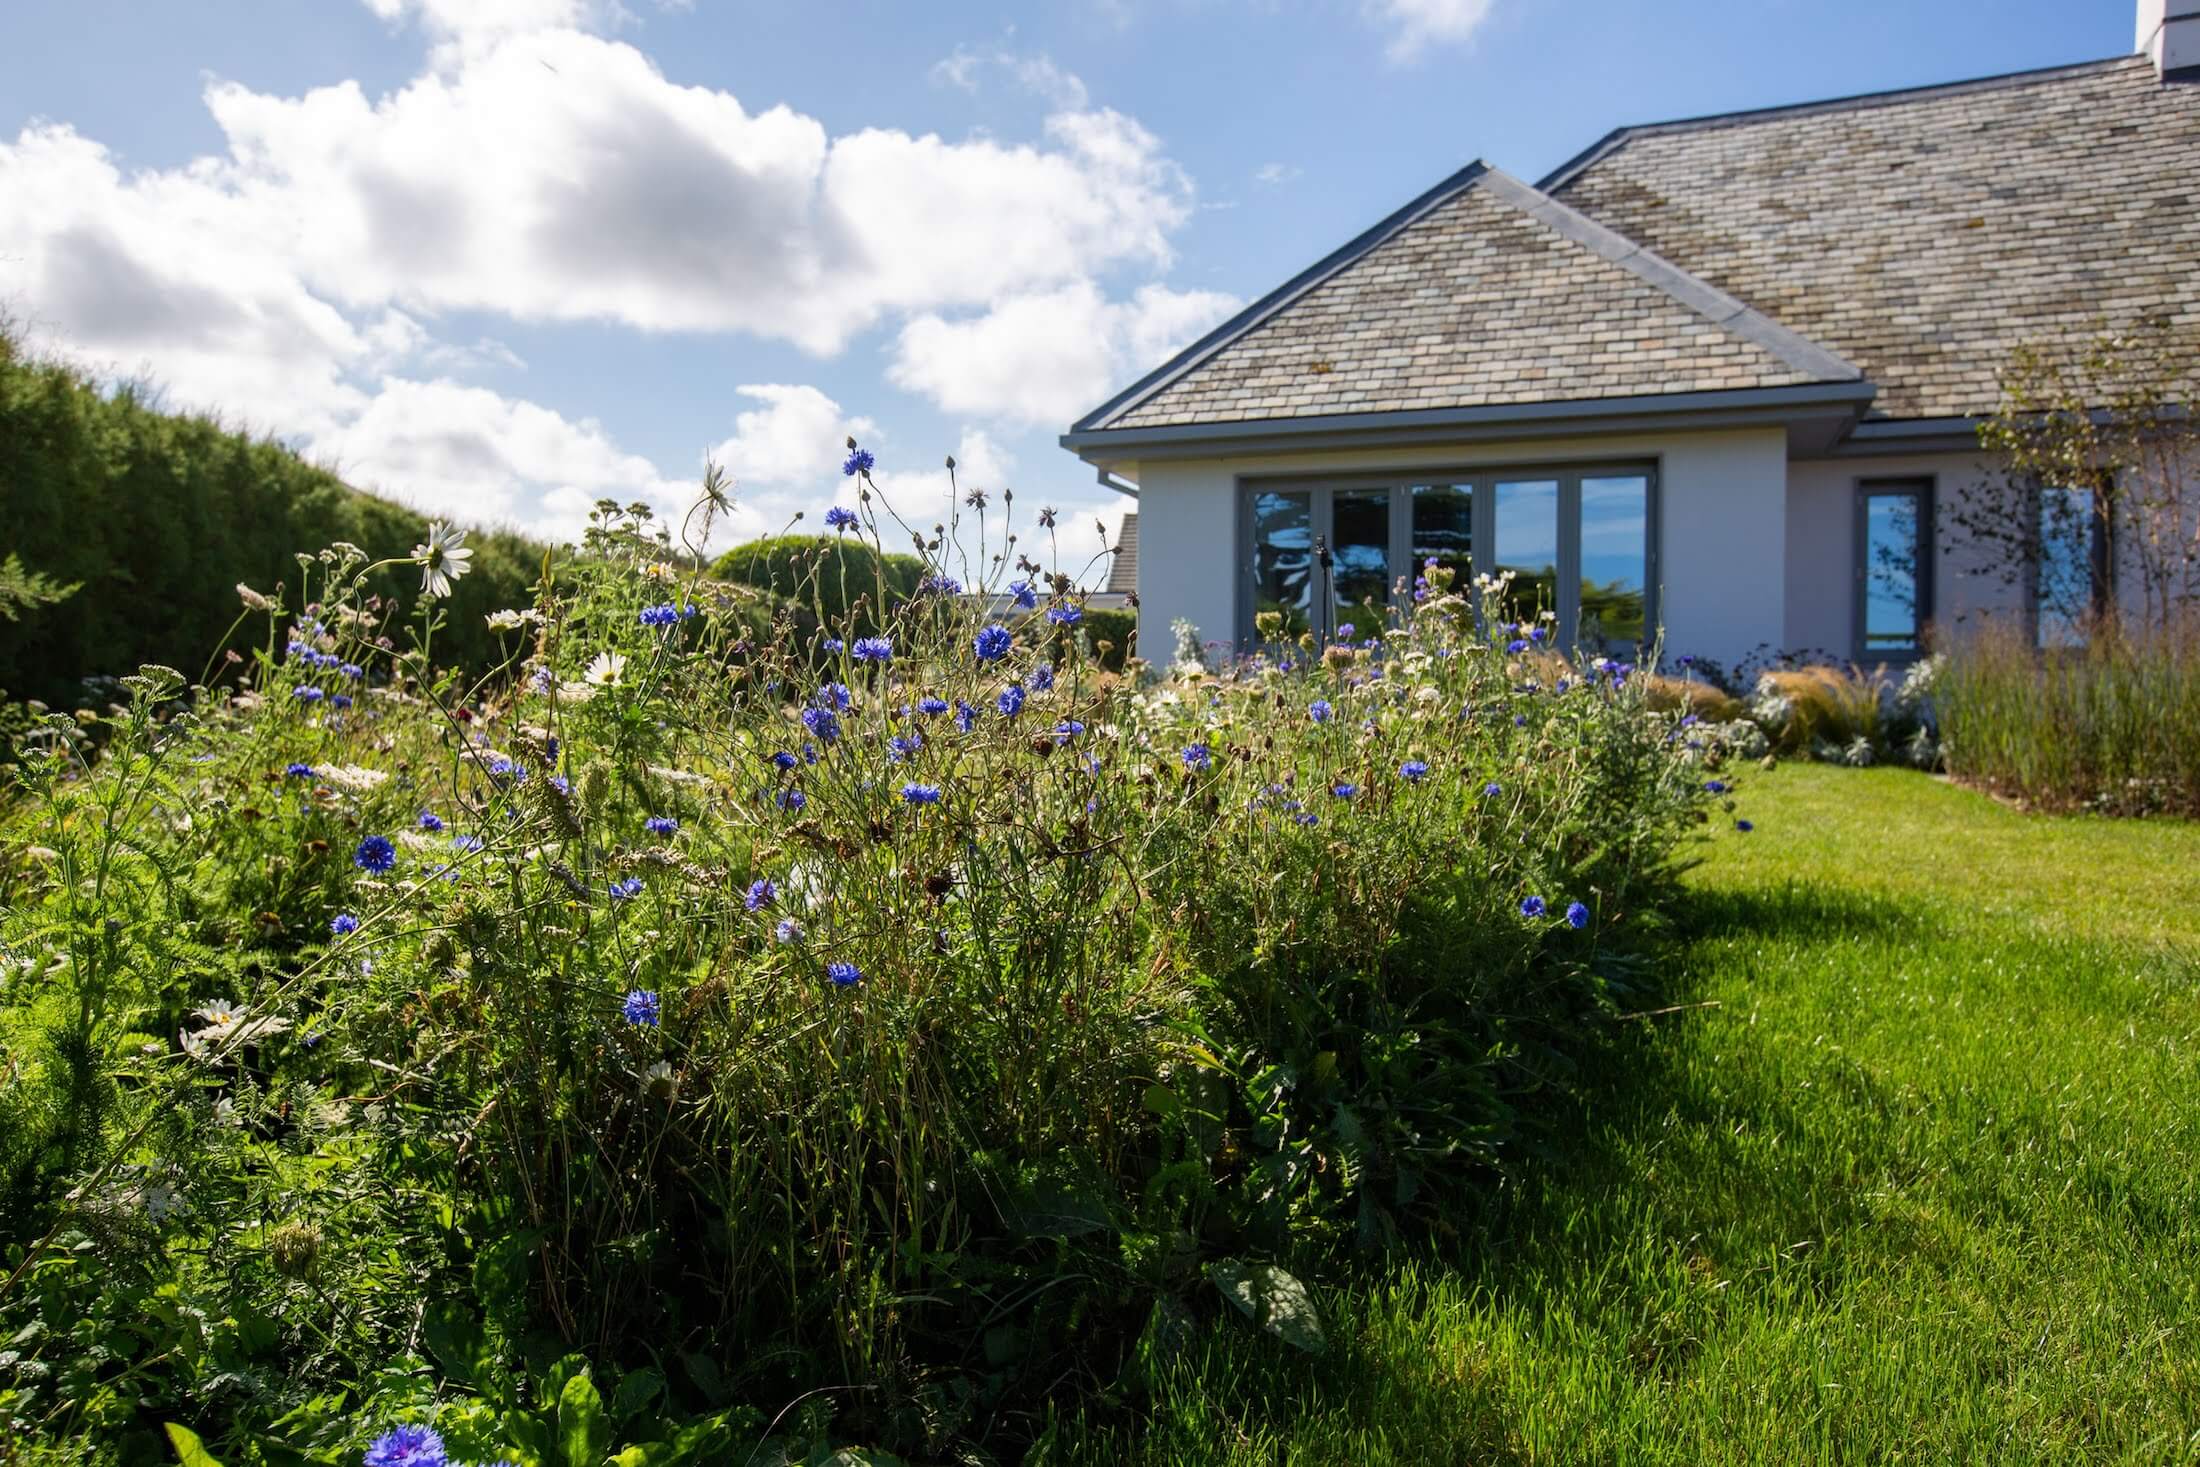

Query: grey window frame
(1851, 476), (1935, 664)
(1235, 461), (1659, 650)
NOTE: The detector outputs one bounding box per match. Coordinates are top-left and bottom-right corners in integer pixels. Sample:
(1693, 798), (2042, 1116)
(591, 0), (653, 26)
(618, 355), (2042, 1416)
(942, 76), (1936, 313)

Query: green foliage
(0, 555), (80, 625)
(0, 491), (1720, 1463)
(0, 335), (544, 704)
(712, 534), (927, 636)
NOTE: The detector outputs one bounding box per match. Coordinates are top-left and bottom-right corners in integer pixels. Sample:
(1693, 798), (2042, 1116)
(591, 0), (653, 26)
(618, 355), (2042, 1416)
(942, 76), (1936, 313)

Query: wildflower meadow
(0, 457), (1734, 1463)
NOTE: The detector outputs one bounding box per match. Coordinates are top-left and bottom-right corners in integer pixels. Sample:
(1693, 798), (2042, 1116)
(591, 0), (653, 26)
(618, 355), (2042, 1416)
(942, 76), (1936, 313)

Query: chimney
(2138, 0), (2200, 79)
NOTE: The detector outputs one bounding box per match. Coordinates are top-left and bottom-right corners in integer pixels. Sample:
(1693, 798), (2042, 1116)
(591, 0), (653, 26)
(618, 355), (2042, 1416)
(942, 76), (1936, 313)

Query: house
(1062, 1), (2200, 673)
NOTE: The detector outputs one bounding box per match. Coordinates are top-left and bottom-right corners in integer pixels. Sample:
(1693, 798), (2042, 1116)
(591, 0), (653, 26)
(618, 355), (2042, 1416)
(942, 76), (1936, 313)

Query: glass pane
(1250, 490), (1313, 641)
(2037, 486), (2093, 649)
(1861, 490), (1923, 656)
(1580, 475), (1649, 656)
(1410, 484), (1473, 597)
(1330, 489), (1391, 640)
(1494, 479), (1559, 630)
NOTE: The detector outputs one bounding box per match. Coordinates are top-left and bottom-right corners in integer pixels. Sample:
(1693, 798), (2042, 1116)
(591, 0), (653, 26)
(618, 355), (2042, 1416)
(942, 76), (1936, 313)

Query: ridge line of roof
(1536, 53), (2140, 194)
(1072, 160), (1494, 433)
(1476, 168), (1862, 383)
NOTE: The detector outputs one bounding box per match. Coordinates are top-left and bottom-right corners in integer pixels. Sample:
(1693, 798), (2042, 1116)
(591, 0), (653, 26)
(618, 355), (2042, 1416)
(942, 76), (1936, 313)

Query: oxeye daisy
(413, 522), (473, 599)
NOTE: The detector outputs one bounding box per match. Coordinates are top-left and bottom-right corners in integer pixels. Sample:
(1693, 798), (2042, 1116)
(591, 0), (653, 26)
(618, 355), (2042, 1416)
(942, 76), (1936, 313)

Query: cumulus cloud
(1369, 0), (1498, 60)
(888, 281), (1238, 427)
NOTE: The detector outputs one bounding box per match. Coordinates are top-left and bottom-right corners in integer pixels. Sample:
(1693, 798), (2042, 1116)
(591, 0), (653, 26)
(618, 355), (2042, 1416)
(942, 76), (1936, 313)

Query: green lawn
(1050, 765), (2200, 1465)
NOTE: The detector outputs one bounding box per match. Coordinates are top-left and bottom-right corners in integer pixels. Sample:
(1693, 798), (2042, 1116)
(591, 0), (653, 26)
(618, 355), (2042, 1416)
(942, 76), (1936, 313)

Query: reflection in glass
(1861, 489), (1923, 656)
(1330, 490), (1391, 635)
(1250, 490), (1313, 640)
(2037, 485), (2095, 649)
(1579, 475), (1648, 655)
(1411, 484), (1473, 592)
(1494, 479), (1559, 627)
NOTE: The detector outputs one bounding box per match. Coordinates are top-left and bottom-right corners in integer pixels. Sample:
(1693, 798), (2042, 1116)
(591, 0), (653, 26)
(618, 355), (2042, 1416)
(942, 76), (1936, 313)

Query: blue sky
(0, 0), (2127, 578)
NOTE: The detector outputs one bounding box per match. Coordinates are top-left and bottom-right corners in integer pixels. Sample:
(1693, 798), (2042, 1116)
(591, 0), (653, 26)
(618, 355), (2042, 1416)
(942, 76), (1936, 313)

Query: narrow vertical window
(1856, 480), (1932, 660)
(1410, 483), (1474, 591)
(1250, 490), (1313, 640)
(1328, 489), (1391, 634)
(1579, 474), (1649, 656)
(2036, 485), (2095, 649)
(1494, 479), (1559, 627)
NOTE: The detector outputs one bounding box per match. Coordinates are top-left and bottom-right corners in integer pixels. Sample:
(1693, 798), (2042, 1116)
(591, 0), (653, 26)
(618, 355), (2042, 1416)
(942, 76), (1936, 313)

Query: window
(1241, 464), (1656, 652)
(1853, 479), (1933, 661)
(2036, 485), (2099, 649)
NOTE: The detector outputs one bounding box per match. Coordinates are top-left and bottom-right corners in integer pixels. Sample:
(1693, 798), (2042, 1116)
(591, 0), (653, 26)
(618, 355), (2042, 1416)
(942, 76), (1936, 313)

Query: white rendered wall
(1129, 425), (1789, 671)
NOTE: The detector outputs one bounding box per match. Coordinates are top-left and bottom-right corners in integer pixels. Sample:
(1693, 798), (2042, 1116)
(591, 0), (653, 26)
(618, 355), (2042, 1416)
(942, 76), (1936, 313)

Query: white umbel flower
(414, 522), (474, 598)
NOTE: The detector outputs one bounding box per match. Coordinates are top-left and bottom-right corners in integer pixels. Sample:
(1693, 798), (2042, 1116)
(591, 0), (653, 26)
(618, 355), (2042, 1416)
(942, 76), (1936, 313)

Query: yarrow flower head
(745, 877), (776, 911)
(622, 989), (660, 1026)
(827, 961), (863, 987)
(1566, 901), (1590, 929)
(901, 782), (943, 805)
(842, 447), (875, 477)
(645, 815), (679, 836)
(852, 636), (893, 664)
(1181, 743), (1213, 772)
(330, 913), (359, 937)
(364, 1424), (449, 1467)
(825, 505), (860, 531)
(1399, 759), (1430, 782)
(974, 624), (1013, 662)
(353, 836), (396, 875)
(1519, 895), (1547, 919)
(609, 877), (645, 901)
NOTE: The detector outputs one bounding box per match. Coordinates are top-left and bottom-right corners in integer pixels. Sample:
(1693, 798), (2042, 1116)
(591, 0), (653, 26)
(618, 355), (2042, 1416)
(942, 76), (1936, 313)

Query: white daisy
(413, 522), (474, 599)
(585, 651), (627, 687)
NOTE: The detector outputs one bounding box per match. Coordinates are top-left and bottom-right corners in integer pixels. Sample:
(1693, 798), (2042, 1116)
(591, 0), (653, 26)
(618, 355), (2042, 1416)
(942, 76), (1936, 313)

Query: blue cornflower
(801, 705), (842, 743)
(417, 811), (444, 832)
(331, 693), (353, 710)
(1336, 622), (1356, 642)
(1399, 759), (1430, 782)
(609, 877), (645, 902)
(639, 603), (678, 628)
(842, 447), (875, 477)
(1047, 604), (1082, 626)
(802, 742), (819, 764)
(919, 574), (963, 596)
(1483, 781), (1503, 798)
(1505, 639), (1529, 655)
(1566, 901), (1590, 929)
(285, 762), (315, 778)
(451, 834), (485, 854)
(364, 1424), (448, 1467)
(822, 637), (845, 654)
(1736, 819), (1755, 832)
(974, 624), (1013, 661)
(827, 961), (863, 987)
(1332, 783), (1358, 800)
(295, 686), (325, 702)
(353, 836), (396, 874)
(954, 700), (978, 733)
(1308, 699), (1332, 724)
(1181, 743), (1213, 772)
(1054, 719), (1085, 737)
(825, 505), (860, 531)
(489, 758), (527, 783)
(1519, 895), (1546, 918)
(902, 782), (943, 805)
(1293, 812), (1319, 827)
(817, 682), (853, 710)
(775, 917), (804, 943)
(646, 815), (680, 836)
(917, 695), (950, 716)
(852, 636), (893, 663)
(770, 750), (799, 770)
(887, 734), (922, 762)
(777, 788), (807, 812)
(997, 683), (1026, 718)
(1704, 779), (1728, 794)
(340, 662), (364, 680)
(1513, 715), (1528, 728)
(1530, 625), (1547, 644)
(330, 913), (359, 937)
(1031, 664), (1055, 692)
(745, 877), (776, 911)
(1010, 580), (1038, 610)
(622, 989), (659, 1026)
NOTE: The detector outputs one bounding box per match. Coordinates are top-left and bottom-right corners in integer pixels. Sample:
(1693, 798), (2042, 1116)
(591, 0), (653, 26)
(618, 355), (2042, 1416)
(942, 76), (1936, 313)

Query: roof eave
(1062, 380), (1878, 463)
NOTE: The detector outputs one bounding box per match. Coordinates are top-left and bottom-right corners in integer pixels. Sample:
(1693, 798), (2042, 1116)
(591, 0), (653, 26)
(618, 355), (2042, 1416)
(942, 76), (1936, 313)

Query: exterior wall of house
(1785, 451), (2030, 660)
(1130, 424), (1790, 671)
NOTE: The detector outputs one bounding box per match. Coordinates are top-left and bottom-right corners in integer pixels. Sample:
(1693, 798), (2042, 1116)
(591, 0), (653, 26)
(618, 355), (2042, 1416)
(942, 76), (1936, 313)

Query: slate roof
(1105, 512), (1137, 595)
(1089, 166), (1859, 433)
(1544, 57), (2200, 422)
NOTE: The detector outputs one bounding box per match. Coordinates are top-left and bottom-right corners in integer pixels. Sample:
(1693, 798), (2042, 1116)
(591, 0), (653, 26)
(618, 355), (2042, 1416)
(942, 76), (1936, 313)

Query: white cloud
(1253, 161), (1302, 186)
(888, 281), (1238, 426)
(1369, 0), (1498, 60)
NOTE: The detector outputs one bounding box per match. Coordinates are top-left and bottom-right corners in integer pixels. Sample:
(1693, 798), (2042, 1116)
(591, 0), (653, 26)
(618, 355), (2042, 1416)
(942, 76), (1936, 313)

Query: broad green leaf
(1206, 1260), (1327, 1353)
(164, 1423), (225, 1467)
(559, 1372), (609, 1467)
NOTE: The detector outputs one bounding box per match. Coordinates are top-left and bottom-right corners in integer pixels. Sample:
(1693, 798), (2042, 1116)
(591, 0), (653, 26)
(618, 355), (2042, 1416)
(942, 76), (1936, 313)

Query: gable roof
(1544, 56), (2200, 421)
(1074, 163), (1860, 435)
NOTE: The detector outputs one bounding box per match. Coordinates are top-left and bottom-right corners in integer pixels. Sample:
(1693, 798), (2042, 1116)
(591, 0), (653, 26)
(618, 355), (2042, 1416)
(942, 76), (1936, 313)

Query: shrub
(0, 495), (1725, 1462)
(1935, 616), (2200, 815)
(711, 533), (927, 635)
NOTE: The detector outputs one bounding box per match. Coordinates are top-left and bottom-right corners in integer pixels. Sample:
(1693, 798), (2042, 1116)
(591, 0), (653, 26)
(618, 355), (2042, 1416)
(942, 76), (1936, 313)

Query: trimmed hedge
(0, 335), (543, 703)
(710, 534), (928, 636)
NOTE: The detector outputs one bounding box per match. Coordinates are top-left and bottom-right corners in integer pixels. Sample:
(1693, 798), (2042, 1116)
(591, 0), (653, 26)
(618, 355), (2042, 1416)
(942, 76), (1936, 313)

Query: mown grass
(1048, 764), (2200, 1464)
